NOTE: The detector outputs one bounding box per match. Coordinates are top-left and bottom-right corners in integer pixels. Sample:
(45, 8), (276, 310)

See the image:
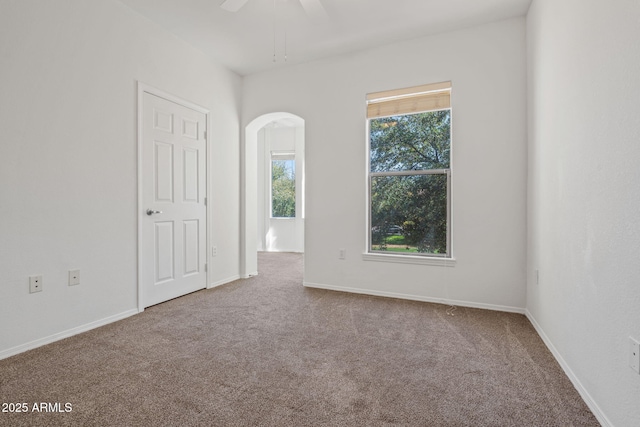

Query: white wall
(243, 18), (528, 310)
(526, 1), (640, 425)
(0, 0), (242, 357)
(257, 126), (305, 253)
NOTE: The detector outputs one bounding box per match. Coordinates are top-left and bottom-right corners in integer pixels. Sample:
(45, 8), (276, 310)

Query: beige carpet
(0, 252), (598, 426)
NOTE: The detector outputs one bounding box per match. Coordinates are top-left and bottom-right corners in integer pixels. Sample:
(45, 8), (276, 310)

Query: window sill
(362, 252), (456, 267)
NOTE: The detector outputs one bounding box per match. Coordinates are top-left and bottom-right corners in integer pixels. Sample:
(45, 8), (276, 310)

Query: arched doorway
(241, 113), (305, 277)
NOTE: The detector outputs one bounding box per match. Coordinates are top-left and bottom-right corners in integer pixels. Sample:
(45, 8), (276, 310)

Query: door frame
(137, 82), (210, 312)
(242, 112), (305, 278)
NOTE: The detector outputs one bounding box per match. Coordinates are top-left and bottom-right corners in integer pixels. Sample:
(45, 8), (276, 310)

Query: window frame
(364, 83), (454, 263)
(270, 151), (296, 219)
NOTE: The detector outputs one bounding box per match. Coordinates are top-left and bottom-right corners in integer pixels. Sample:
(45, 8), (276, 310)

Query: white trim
(362, 252), (457, 266)
(205, 97), (212, 315)
(241, 271), (259, 279)
(365, 108), (453, 259)
(269, 153), (297, 219)
(0, 309), (138, 361)
(243, 112), (306, 279)
(136, 82), (210, 312)
(137, 84), (144, 313)
(138, 82), (209, 115)
(303, 282), (524, 314)
(208, 275), (241, 289)
(525, 310), (613, 427)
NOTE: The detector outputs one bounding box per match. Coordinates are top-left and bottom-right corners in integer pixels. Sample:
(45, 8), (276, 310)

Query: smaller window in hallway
(271, 153), (296, 218)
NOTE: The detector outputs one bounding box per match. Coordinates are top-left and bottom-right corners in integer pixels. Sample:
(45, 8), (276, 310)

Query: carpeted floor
(0, 252), (598, 426)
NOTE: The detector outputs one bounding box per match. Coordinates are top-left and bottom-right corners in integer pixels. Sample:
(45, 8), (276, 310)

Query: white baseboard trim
(303, 282), (525, 314)
(208, 275), (241, 289)
(525, 310), (612, 427)
(240, 271), (258, 279)
(0, 309), (139, 361)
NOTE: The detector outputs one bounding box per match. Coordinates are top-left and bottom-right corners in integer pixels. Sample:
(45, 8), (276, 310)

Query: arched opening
(241, 112), (305, 277)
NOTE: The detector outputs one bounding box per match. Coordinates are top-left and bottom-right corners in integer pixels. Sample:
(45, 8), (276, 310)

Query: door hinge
(204, 197), (207, 206)
(205, 263), (208, 272)
(204, 130), (207, 140)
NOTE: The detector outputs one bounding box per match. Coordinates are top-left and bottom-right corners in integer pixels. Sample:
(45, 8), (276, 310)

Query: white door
(141, 92), (207, 307)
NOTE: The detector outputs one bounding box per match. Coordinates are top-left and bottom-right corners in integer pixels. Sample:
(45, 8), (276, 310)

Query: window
(271, 153), (296, 218)
(366, 82), (451, 258)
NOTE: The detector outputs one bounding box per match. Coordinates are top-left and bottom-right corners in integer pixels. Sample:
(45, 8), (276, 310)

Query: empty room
(1, 0), (638, 425)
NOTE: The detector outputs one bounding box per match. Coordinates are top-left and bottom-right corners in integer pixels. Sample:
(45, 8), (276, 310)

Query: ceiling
(118, 0), (532, 76)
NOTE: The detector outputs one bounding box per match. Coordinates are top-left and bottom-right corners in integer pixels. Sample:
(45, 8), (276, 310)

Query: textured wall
(526, 0), (640, 425)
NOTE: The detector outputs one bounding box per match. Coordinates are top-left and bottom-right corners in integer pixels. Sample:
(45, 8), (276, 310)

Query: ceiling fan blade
(299, 0), (328, 21)
(220, 0), (249, 12)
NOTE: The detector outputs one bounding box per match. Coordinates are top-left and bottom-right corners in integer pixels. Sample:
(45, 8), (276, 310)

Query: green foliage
(385, 247), (419, 253)
(272, 160), (295, 218)
(370, 110), (450, 254)
(385, 235), (406, 245)
(370, 110), (450, 172)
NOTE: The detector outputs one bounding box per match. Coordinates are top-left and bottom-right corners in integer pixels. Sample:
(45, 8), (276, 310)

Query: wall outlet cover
(69, 269), (80, 286)
(29, 275), (43, 293)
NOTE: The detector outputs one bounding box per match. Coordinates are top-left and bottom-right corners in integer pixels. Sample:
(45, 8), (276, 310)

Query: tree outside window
(367, 82), (451, 257)
(271, 157), (295, 218)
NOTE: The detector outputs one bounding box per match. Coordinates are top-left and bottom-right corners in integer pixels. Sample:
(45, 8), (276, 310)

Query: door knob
(146, 209), (163, 216)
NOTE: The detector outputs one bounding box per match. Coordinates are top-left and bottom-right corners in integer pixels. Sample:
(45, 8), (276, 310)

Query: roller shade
(366, 81), (451, 119)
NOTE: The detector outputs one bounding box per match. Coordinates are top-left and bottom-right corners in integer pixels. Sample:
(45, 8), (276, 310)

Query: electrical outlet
(212, 246), (217, 257)
(69, 269), (80, 286)
(29, 275), (43, 293)
(339, 248), (346, 260)
(630, 337), (640, 374)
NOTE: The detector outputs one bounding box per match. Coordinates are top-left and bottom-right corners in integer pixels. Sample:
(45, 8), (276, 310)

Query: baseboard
(3, 274), (250, 361)
(303, 282), (525, 314)
(208, 275), (241, 289)
(525, 310), (612, 427)
(0, 309), (139, 361)
(240, 271), (258, 279)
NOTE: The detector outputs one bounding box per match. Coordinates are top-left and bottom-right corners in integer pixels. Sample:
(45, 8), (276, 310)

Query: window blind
(366, 81), (451, 119)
